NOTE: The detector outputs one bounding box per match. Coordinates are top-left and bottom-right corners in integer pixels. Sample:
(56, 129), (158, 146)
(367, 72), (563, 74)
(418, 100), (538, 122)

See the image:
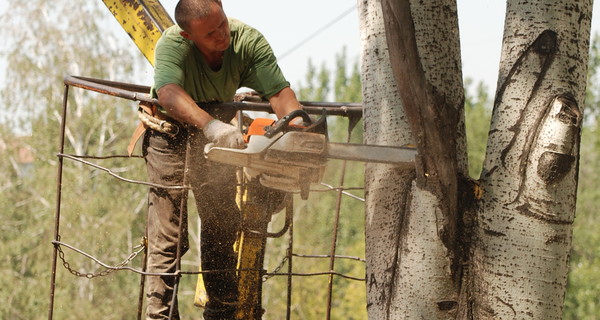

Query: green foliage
(297, 59), (330, 102)
(0, 1), (148, 319)
(464, 78), (492, 178)
(584, 33), (600, 122)
(296, 47), (361, 104)
(333, 47), (362, 103)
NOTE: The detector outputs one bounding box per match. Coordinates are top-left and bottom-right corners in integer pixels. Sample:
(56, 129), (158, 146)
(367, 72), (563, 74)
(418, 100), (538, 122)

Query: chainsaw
(204, 110), (417, 199)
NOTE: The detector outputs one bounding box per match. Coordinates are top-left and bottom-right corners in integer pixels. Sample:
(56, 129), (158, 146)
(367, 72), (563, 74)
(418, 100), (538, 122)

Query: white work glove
(202, 119), (245, 149)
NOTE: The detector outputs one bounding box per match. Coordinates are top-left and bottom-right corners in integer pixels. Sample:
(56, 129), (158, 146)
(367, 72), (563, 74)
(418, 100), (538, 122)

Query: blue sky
(1, 1), (600, 95)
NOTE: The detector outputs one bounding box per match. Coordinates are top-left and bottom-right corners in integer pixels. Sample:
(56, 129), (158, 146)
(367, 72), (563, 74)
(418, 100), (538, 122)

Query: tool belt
(138, 105), (179, 136)
(127, 102), (179, 156)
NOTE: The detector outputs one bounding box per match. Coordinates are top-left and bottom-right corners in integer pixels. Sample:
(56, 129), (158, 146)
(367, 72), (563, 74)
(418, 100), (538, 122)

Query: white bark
(473, 0), (591, 318)
(390, 183), (458, 319)
(360, 0), (465, 318)
(358, 0), (411, 148)
(358, 1), (414, 318)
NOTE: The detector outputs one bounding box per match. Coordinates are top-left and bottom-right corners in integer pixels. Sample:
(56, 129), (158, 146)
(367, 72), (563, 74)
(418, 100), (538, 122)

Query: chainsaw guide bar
(205, 130), (416, 199)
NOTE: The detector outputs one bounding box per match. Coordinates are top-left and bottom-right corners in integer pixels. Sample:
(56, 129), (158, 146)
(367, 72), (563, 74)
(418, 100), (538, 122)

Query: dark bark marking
(483, 228), (506, 237)
(497, 30), (558, 168)
(537, 151), (575, 183)
(496, 296), (517, 316)
(437, 300), (458, 312)
(555, 94), (581, 126)
(384, 184), (415, 318)
(511, 95), (558, 203)
(482, 165), (498, 178)
(512, 93), (580, 203)
(545, 233), (566, 245)
(366, 166), (415, 316)
(457, 174), (478, 252)
(515, 202), (573, 225)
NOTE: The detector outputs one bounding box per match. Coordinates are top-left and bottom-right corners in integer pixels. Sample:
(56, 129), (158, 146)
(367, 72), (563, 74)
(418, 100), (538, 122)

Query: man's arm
(268, 87), (303, 119)
(157, 83), (214, 129)
(157, 83), (244, 148)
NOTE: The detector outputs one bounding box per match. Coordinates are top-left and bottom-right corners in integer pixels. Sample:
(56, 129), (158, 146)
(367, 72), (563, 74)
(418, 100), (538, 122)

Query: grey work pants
(143, 126), (241, 320)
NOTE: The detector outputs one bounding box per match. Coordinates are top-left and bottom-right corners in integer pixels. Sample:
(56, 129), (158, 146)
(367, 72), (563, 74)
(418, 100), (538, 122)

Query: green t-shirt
(152, 18), (290, 103)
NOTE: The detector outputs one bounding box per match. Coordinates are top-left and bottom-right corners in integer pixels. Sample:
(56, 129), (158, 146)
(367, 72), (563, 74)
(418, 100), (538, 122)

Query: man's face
(181, 2), (230, 54)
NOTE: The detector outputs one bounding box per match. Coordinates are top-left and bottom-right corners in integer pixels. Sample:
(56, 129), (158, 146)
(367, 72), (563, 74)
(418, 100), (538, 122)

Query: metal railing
(48, 75), (366, 320)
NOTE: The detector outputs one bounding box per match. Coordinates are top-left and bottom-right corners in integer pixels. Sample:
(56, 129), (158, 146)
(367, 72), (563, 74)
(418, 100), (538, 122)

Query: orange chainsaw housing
(244, 118), (275, 143)
(244, 118), (308, 143)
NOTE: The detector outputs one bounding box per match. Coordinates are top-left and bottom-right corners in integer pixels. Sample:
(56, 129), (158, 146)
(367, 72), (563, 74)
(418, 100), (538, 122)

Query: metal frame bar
(325, 126), (353, 320)
(47, 84), (70, 320)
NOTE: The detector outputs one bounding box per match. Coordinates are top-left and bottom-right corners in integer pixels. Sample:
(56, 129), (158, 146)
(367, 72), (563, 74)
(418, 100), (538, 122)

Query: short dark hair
(175, 0), (222, 31)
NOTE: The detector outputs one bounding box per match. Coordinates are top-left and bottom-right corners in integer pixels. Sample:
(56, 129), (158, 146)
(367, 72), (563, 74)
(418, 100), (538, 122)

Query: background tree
(0, 1), (148, 319)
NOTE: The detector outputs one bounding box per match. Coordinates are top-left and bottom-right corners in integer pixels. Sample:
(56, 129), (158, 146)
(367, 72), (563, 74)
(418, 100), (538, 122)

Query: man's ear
(180, 30), (191, 40)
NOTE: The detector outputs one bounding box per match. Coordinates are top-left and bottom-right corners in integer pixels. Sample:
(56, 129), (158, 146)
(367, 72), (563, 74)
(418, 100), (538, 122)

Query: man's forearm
(157, 83), (214, 129)
(269, 87), (303, 119)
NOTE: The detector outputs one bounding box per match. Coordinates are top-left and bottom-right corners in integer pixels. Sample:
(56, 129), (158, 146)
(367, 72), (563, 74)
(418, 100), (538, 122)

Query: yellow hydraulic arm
(100, 0), (173, 66)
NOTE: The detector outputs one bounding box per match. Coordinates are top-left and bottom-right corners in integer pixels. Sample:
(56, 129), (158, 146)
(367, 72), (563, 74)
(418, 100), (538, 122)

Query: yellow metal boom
(101, 0), (173, 65)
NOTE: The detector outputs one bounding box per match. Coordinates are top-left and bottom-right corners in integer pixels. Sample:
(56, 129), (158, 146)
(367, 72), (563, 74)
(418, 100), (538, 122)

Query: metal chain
(263, 254), (289, 282)
(56, 238), (146, 279)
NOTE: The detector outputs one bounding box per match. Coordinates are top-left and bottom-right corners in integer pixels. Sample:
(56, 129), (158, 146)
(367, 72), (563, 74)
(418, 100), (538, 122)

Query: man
(144, 0), (303, 319)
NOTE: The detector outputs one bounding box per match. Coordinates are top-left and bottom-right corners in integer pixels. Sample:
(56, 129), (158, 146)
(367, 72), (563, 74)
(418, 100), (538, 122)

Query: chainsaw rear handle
(264, 109), (313, 138)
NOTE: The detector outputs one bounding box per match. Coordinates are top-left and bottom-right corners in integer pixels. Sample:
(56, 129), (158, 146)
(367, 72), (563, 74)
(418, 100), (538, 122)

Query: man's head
(176, 0), (230, 54)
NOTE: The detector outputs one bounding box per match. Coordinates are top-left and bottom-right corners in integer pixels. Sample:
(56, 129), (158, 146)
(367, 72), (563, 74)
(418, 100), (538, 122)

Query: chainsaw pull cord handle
(264, 109), (313, 138)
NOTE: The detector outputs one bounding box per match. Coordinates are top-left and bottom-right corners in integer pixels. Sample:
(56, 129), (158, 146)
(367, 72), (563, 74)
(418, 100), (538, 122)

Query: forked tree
(359, 0), (591, 318)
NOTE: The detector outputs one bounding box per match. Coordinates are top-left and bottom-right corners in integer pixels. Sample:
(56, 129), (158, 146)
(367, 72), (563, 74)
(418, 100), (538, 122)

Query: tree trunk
(360, 0), (592, 319)
(360, 0), (467, 318)
(471, 1), (591, 318)
(358, 1), (415, 318)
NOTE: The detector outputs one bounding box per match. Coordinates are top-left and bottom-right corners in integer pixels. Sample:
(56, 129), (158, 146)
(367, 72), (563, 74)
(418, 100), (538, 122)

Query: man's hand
(203, 119), (245, 149)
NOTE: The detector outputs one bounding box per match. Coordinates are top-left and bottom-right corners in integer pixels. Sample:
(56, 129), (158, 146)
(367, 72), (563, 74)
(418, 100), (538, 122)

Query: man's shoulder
(229, 18), (262, 39)
(228, 18), (248, 31)
(158, 25), (190, 47)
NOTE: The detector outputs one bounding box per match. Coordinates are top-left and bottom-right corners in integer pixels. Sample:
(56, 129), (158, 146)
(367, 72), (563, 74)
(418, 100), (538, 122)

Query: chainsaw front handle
(264, 109), (313, 138)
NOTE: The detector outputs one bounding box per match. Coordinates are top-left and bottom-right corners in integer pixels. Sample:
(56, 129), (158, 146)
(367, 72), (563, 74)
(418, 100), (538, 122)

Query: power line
(278, 4), (357, 61)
